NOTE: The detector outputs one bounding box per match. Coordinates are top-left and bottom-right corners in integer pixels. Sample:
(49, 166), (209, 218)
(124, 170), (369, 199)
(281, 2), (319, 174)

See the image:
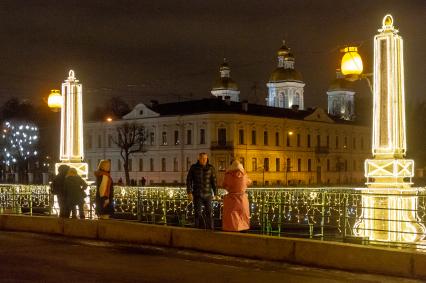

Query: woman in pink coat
(222, 160), (252, 232)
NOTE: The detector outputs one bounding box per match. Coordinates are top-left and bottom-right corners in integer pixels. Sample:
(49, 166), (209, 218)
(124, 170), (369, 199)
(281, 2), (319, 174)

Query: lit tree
(113, 122), (147, 185)
(0, 121), (39, 180)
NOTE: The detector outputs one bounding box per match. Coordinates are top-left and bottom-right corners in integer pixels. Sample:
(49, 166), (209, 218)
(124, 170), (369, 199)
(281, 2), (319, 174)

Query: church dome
(269, 68), (303, 82)
(212, 59), (239, 91)
(212, 77), (238, 90)
(277, 43), (290, 57)
(328, 71), (354, 91)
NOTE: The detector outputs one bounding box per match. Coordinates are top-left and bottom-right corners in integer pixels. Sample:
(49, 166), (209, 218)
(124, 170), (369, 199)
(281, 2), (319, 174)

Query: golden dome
(212, 77), (238, 90)
(269, 68), (303, 82)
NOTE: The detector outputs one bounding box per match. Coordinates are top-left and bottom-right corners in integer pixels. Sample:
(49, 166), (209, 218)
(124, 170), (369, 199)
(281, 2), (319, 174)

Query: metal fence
(1, 184), (426, 249)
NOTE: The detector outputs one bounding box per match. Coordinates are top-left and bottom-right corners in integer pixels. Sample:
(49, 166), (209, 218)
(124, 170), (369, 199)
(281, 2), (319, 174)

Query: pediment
(304, 107), (334, 123)
(122, 104), (160, 119)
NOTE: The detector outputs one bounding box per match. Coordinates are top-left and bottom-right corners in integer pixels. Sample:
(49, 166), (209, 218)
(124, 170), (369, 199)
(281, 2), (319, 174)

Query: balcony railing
(210, 141), (234, 150)
(315, 146), (330, 154)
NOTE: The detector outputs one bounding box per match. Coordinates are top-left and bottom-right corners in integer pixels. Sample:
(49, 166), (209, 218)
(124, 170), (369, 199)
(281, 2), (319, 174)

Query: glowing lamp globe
(341, 47), (364, 79)
(47, 89), (62, 112)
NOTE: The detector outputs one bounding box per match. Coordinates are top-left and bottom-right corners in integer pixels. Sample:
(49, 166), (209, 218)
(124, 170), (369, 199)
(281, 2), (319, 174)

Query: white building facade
(85, 99), (370, 186)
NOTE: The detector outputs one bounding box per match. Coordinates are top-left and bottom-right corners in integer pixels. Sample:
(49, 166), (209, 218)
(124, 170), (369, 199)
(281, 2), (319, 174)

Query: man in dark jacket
(186, 152), (217, 230)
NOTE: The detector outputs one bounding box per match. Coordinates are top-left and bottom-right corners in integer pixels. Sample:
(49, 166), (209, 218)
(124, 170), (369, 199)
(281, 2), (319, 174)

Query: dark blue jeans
(193, 195), (214, 230)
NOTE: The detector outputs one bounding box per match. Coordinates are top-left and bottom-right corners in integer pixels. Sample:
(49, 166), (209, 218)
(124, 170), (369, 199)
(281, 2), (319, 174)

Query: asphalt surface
(0, 231), (421, 283)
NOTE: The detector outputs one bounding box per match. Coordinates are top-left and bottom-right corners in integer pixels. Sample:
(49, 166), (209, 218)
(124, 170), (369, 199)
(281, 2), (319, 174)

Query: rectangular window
(264, 158), (269, 172)
(150, 132), (155, 145)
(326, 135), (330, 147)
(252, 158), (257, 171)
(139, 158), (143, 171)
(128, 159), (132, 172)
(161, 158), (166, 172)
(186, 157), (191, 171)
(162, 131), (167, 145)
(186, 130), (192, 145)
(276, 158), (280, 172)
(239, 129), (244, 145)
(344, 136), (348, 149)
(200, 129), (205, 144)
(173, 158), (178, 172)
(307, 134), (311, 148)
(218, 128), (226, 145)
(308, 159), (312, 172)
(336, 136), (339, 149)
(263, 131), (268, 145)
(98, 135), (102, 148)
(297, 134), (301, 147)
(218, 159), (226, 171)
(275, 132), (279, 146)
(251, 130), (256, 145)
(174, 130), (179, 145)
(286, 158), (291, 171)
(317, 135), (321, 147)
(118, 159), (122, 171)
(150, 158), (154, 172)
(87, 135), (92, 149)
(286, 133), (291, 147)
(297, 159), (301, 172)
(239, 157), (245, 169)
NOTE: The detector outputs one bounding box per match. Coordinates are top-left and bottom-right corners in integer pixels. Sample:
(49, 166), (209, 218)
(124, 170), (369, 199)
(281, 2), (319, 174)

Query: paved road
(0, 231), (420, 283)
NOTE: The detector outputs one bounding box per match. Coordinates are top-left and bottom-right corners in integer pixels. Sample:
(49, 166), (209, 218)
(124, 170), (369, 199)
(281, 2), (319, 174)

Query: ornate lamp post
(352, 15), (425, 243)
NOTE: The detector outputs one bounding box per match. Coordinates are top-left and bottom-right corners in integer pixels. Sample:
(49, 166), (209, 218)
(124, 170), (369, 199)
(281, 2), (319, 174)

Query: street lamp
(47, 89), (62, 112)
(103, 117), (113, 159)
(340, 46), (373, 93)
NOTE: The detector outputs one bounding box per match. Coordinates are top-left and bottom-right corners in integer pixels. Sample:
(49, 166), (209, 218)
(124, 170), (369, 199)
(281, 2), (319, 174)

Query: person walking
(222, 160), (251, 232)
(95, 159), (114, 219)
(186, 152), (217, 230)
(50, 164), (70, 218)
(63, 168), (88, 219)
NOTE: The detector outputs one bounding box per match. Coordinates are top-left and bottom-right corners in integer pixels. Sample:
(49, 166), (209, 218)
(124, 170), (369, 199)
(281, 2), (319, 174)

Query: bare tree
(113, 122), (147, 185)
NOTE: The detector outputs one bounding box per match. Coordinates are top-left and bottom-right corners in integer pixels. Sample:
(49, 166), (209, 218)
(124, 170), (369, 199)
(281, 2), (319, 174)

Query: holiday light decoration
(1, 121), (39, 166)
(2, 184), (426, 247)
(356, 15), (426, 243)
(55, 70), (88, 178)
(364, 14), (413, 187)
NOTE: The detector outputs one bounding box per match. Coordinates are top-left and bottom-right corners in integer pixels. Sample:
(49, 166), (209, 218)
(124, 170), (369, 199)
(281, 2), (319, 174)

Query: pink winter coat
(222, 170), (251, 232)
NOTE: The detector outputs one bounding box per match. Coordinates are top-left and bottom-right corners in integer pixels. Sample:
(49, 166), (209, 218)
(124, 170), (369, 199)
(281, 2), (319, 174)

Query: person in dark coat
(50, 164), (70, 218)
(186, 152), (218, 230)
(94, 159), (114, 219)
(63, 168), (87, 219)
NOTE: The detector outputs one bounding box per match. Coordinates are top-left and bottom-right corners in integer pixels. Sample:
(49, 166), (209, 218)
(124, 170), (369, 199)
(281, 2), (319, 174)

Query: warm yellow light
(106, 117), (113, 122)
(288, 131), (293, 136)
(47, 89), (62, 112)
(341, 47), (363, 76)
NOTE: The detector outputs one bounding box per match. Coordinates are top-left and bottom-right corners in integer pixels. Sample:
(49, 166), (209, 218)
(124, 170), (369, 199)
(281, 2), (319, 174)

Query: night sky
(0, 0), (424, 114)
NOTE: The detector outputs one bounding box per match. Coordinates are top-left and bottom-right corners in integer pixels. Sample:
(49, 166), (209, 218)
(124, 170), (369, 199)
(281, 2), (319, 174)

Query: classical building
(266, 41), (305, 109)
(85, 98), (370, 186)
